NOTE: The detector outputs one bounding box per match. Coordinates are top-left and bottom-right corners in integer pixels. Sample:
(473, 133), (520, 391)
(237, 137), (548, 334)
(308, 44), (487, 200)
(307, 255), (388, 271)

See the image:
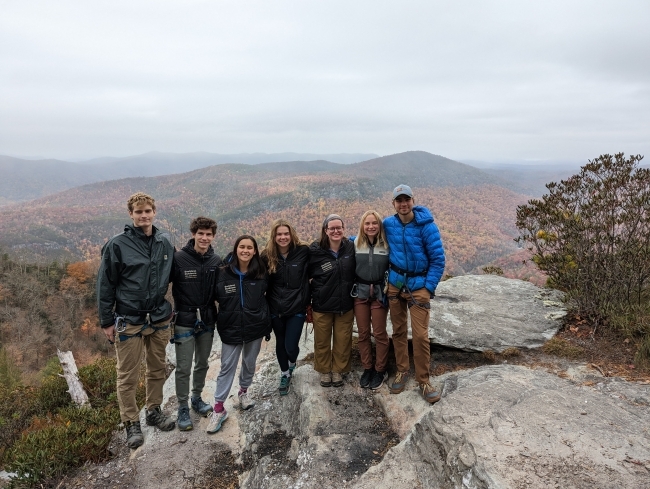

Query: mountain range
(0, 152), (379, 205)
(0, 151), (548, 279)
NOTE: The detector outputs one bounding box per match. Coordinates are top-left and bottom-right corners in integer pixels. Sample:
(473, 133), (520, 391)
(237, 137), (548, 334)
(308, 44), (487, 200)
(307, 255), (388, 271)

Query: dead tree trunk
(57, 349), (89, 407)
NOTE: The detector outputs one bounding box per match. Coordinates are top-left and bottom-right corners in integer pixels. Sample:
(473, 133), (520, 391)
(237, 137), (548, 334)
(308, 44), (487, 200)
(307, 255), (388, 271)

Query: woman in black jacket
(207, 235), (271, 434)
(261, 219), (310, 396)
(308, 214), (356, 388)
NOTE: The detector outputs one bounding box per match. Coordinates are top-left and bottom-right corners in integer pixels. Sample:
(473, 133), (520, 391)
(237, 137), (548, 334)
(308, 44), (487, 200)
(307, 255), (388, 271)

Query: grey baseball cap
(392, 184), (413, 199)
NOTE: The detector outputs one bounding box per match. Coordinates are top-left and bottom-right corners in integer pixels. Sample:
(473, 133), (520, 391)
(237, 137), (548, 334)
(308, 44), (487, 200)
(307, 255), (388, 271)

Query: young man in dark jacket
(384, 185), (446, 404)
(97, 192), (175, 449)
(171, 217), (220, 431)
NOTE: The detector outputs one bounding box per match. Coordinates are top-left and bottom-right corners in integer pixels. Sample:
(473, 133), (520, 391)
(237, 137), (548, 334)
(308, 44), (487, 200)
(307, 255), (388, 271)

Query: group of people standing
(97, 184), (445, 450)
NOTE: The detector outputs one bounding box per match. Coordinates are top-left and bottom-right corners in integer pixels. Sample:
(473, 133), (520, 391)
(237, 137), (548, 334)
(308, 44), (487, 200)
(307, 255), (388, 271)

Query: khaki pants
(115, 322), (170, 423)
(312, 310), (354, 374)
(387, 284), (431, 384)
(354, 298), (389, 372)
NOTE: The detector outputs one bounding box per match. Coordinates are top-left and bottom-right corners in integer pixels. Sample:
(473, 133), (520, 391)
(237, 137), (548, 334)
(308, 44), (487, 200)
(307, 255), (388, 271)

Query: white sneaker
(206, 409), (228, 434)
(238, 391), (256, 410)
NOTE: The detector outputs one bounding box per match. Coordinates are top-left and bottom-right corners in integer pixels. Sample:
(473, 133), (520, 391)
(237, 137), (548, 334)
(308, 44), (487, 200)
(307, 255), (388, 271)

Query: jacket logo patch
(164, 255), (168, 260)
(321, 262), (333, 272)
(184, 269), (198, 279)
(224, 284), (237, 294)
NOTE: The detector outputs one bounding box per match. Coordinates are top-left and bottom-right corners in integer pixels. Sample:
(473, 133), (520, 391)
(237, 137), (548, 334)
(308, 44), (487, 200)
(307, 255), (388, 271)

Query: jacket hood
(182, 239), (215, 258)
(412, 205), (434, 225)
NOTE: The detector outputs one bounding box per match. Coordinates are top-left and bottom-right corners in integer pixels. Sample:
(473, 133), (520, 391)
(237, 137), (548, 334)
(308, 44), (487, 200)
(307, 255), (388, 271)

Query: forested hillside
(0, 151), (530, 277)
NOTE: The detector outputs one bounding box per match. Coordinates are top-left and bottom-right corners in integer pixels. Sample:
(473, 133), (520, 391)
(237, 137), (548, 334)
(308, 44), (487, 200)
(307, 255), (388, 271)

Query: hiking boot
(420, 382), (441, 404)
(331, 372), (344, 387)
(279, 375), (291, 396)
(177, 406), (193, 431)
(359, 368), (374, 388)
(191, 396), (213, 417)
(389, 371), (410, 394)
(239, 390), (256, 410)
(124, 420), (144, 449)
(320, 372), (332, 387)
(206, 409), (228, 434)
(369, 370), (388, 390)
(145, 406), (175, 431)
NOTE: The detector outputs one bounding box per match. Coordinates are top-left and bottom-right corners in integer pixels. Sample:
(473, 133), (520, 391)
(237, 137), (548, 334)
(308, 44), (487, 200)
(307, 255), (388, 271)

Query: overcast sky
(1, 1), (649, 163)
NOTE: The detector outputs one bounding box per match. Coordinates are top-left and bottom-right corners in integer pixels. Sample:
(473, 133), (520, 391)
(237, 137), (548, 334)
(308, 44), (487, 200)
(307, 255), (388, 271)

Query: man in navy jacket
(383, 184), (446, 404)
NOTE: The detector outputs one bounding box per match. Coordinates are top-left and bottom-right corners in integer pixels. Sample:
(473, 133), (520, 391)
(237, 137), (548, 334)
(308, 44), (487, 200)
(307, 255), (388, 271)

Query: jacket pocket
(242, 281), (266, 311)
(285, 262), (305, 289)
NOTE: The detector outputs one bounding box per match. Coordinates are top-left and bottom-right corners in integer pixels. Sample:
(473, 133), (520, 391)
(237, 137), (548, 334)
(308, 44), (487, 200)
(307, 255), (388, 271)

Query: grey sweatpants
(213, 338), (263, 403)
(174, 325), (214, 405)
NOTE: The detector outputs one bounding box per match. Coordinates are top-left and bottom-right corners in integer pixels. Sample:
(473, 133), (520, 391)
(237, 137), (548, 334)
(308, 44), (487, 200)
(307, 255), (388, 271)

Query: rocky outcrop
(385, 275), (567, 352)
(355, 365), (650, 489)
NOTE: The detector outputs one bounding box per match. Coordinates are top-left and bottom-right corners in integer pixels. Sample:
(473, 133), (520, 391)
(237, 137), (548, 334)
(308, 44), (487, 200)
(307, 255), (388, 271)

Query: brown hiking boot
(389, 371), (410, 394)
(420, 382), (441, 404)
(331, 372), (344, 387)
(320, 372), (332, 387)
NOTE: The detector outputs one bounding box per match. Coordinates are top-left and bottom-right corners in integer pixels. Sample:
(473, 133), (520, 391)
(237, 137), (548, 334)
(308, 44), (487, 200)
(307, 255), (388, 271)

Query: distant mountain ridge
(0, 151), (379, 204)
(0, 151), (533, 279)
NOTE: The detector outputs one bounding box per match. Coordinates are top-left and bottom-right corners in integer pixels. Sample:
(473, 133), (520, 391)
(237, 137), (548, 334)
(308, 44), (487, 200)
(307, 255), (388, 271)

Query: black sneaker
(145, 406), (175, 431)
(191, 397), (214, 417)
(369, 370), (388, 390)
(359, 368), (374, 388)
(177, 406), (193, 431)
(124, 420), (144, 449)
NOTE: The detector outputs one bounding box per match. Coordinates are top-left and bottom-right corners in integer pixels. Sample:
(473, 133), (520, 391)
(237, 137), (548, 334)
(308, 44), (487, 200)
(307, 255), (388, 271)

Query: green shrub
(516, 153), (650, 362)
(1, 356), (149, 485)
(6, 406), (118, 485)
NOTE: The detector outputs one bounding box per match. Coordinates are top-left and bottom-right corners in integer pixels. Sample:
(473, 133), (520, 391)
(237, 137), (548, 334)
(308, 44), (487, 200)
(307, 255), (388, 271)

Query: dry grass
(542, 337), (585, 359)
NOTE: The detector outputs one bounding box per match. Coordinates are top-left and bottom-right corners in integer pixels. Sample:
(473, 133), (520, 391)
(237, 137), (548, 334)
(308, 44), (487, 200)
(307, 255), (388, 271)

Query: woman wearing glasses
(261, 219), (310, 396)
(351, 211), (390, 390)
(308, 214), (356, 387)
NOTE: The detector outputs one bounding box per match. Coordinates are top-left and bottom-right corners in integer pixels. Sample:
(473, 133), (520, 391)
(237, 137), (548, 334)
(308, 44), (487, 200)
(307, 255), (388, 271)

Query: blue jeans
(272, 314), (305, 372)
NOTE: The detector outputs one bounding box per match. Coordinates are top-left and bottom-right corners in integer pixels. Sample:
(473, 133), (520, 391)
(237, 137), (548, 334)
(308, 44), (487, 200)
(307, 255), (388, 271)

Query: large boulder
(355, 365), (650, 489)
(385, 275), (567, 352)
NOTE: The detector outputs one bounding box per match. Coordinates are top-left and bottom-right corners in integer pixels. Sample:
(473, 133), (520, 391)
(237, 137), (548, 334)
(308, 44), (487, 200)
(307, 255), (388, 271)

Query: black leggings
(272, 314), (305, 372)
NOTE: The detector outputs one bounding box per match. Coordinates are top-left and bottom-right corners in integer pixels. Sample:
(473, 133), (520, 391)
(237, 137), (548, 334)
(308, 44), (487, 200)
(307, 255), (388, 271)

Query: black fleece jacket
(171, 239), (220, 328)
(263, 244), (310, 317)
(308, 238), (356, 314)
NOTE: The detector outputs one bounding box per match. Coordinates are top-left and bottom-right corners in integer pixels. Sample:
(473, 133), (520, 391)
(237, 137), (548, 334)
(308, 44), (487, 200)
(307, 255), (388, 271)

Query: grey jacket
(97, 224), (174, 328)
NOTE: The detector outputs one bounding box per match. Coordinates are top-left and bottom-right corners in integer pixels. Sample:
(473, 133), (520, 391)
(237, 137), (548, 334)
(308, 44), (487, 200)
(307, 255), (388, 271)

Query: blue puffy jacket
(383, 205), (445, 295)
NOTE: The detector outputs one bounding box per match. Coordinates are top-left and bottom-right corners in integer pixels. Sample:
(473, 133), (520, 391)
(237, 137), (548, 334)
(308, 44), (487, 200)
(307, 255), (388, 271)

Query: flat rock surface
(385, 275), (567, 352)
(355, 365), (650, 489)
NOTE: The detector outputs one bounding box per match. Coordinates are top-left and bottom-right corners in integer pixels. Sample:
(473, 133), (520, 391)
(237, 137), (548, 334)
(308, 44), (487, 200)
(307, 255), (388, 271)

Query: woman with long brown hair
(261, 219), (310, 396)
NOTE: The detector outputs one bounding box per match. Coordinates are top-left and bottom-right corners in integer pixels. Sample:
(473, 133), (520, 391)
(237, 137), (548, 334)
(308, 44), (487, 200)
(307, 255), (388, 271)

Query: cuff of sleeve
(101, 322), (113, 329)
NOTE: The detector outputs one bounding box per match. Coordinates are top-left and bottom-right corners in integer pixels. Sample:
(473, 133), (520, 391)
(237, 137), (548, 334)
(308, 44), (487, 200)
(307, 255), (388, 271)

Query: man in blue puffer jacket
(384, 184), (445, 404)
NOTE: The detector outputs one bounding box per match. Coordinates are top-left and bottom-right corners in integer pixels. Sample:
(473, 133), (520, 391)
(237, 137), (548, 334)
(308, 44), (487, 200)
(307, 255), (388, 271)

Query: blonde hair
(127, 192), (156, 212)
(261, 219), (305, 274)
(356, 210), (387, 250)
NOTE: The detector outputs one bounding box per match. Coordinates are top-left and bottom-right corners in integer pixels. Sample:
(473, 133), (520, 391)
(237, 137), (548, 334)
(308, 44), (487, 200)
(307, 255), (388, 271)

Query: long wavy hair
(356, 210), (388, 250)
(227, 235), (266, 279)
(261, 219), (305, 274)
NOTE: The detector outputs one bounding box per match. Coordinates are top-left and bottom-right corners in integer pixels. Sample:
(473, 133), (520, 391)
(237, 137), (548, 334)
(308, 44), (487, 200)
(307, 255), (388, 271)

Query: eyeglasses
(327, 226), (344, 232)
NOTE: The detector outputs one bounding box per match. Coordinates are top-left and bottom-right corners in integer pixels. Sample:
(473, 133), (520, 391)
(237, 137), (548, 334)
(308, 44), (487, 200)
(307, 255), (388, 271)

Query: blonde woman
(352, 211), (390, 390)
(261, 219), (310, 396)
